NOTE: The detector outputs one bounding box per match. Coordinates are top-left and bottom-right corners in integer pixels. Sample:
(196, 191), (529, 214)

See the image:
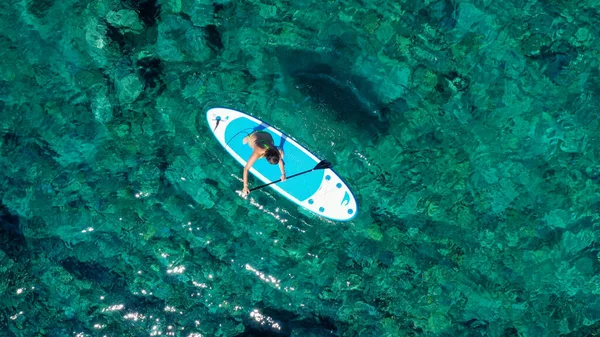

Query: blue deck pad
(224, 117), (324, 202)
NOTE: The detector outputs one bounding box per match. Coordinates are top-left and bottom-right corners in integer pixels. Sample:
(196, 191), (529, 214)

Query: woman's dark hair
(265, 148), (280, 164)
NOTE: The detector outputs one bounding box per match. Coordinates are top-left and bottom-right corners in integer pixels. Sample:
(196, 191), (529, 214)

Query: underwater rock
(524, 40), (578, 84)
(453, 2), (489, 38)
(116, 73), (144, 104)
(378, 250), (395, 267)
(431, 0), (458, 30)
(136, 57), (164, 89)
(378, 65), (411, 104)
(157, 15), (211, 62)
(573, 27), (593, 48)
(92, 90), (113, 123)
(235, 305), (339, 337)
(183, 0), (214, 26)
(106, 10), (144, 34)
(59, 257), (126, 289)
(184, 26), (212, 62)
(204, 24), (223, 51)
(0, 203), (26, 261)
(289, 65), (390, 135)
(157, 15), (188, 61)
(26, 0), (55, 19)
(127, 0), (161, 27)
(520, 33), (552, 57)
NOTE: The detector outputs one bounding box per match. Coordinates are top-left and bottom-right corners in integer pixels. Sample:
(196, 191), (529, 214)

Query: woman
(242, 130), (286, 195)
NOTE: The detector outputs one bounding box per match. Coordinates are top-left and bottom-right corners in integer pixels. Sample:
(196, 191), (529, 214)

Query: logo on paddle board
(341, 191), (350, 207)
(212, 115), (229, 132)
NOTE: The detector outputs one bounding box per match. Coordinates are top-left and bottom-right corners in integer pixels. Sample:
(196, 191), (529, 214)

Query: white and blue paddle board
(207, 107), (357, 222)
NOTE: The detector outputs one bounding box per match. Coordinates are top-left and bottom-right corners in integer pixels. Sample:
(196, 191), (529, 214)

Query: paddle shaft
(249, 168), (315, 192)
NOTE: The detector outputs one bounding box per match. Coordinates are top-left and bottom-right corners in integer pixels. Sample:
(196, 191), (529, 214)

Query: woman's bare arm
(243, 151), (260, 194)
(278, 149), (286, 181)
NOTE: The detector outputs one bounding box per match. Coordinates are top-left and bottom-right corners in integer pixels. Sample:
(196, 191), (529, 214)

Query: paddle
(249, 160), (333, 192)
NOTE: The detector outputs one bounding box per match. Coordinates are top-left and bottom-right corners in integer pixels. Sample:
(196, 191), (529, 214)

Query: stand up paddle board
(206, 107), (358, 221)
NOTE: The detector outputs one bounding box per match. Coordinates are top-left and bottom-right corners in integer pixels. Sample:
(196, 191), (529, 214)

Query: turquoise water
(1, 0), (599, 336)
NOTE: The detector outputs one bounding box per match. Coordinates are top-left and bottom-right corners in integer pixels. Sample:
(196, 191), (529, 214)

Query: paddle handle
(249, 168), (314, 192)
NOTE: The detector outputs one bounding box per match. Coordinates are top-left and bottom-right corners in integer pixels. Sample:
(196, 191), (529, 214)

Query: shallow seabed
(1, 0), (599, 336)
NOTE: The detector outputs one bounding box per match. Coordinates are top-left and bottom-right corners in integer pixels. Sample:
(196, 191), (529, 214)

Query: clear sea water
(1, 0), (599, 336)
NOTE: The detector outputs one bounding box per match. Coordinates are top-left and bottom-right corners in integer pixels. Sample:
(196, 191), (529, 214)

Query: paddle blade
(314, 160), (332, 170)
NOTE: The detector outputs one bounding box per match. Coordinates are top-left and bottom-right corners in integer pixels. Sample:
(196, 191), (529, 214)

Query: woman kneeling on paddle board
(242, 131), (286, 195)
